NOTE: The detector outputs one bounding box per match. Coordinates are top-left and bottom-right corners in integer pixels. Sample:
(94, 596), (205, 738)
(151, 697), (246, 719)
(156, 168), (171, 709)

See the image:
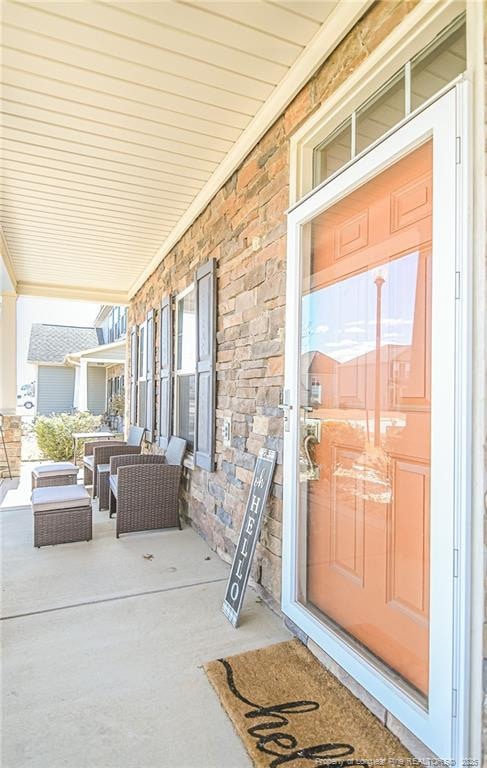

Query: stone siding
(129, 0), (420, 604)
(0, 415), (21, 478)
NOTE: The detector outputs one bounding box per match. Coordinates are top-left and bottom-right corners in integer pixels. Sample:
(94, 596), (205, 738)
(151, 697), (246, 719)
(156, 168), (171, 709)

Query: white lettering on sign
(230, 582), (239, 601)
(236, 558), (244, 579)
(250, 494), (260, 514)
(246, 516), (255, 536)
(254, 468), (266, 489)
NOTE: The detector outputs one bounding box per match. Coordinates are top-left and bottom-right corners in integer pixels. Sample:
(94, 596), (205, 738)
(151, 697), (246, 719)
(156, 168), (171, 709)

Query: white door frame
(282, 85), (471, 760)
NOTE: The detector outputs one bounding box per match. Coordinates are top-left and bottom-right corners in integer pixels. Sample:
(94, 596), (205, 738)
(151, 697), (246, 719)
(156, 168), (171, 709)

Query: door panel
(300, 141), (432, 696)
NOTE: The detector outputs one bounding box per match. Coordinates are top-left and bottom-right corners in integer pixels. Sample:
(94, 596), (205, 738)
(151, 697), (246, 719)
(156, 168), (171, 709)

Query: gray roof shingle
(28, 324), (103, 363)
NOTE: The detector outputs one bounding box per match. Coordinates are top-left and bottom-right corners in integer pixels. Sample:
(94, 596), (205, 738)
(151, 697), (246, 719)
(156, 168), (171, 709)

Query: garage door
(37, 366), (75, 415)
(87, 365), (107, 415)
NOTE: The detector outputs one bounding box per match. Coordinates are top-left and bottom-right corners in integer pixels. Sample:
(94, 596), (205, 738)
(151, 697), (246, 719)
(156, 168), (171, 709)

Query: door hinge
(453, 547), (459, 578)
(456, 136), (461, 165)
(452, 688), (458, 718)
(455, 271), (461, 300)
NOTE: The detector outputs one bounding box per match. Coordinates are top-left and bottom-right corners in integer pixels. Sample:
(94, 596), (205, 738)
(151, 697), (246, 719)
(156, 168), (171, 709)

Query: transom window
(313, 14), (466, 188)
(175, 286), (196, 451)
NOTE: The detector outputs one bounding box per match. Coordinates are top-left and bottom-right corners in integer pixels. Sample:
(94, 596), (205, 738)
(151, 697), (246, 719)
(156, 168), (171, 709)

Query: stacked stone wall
(129, 0), (420, 603)
(0, 415), (21, 478)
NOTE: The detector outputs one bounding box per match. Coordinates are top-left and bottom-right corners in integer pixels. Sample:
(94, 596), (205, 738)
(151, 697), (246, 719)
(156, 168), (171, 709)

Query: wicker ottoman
(32, 485), (92, 548)
(32, 462), (78, 490)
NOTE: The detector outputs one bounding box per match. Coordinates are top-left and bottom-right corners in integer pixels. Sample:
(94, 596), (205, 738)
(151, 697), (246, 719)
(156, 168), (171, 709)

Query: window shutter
(159, 295), (173, 450)
(129, 325), (138, 426)
(145, 309), (155, 441)
(194, 258), (216, 471)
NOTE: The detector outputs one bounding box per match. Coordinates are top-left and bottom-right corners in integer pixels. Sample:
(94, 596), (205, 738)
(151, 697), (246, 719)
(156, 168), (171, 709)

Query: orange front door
(301, 141), (432, 695)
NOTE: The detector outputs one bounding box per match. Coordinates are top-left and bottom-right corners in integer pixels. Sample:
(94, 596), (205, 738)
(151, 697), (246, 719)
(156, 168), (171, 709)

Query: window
(410, 17), (466, 111)
(105, 307), (126, 344)
(312, 14), (466, 188)
(157, 260), (216, 467)
(310, 376), (322, 404)
(107, 311), (114, 343)
(137, 322), (147, 429)
(355, 70), (405, 155)
(113, 307), (120, 340)
(174, 286), (196, 451)
(313, 120), (352, 189)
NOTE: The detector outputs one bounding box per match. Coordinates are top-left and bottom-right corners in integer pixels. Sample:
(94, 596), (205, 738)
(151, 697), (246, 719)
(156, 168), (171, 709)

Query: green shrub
(33, 412), (103, 462)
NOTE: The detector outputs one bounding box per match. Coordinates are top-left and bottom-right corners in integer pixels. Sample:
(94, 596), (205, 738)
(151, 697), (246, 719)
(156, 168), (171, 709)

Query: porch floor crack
(1, 576), (228, 621)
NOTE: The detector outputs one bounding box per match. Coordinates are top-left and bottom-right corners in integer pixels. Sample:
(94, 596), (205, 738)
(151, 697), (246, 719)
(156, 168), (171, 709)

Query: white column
(72, 364), (80, 409)
(0, 293), (18, 414)
(78, 359), (88, 411)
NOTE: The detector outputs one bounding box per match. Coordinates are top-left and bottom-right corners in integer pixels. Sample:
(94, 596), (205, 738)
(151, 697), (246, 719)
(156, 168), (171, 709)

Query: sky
(17, 297), (101, 389)
(301, 251), (418, 363)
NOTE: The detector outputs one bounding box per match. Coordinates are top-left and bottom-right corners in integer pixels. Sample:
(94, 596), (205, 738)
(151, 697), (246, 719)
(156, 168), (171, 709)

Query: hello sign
(222, 448), (278, 627)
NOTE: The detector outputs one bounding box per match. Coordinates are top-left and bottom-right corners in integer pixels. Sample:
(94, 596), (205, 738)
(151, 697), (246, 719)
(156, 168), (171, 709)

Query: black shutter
(159, 295), (172, 450)
(129, 325), (138, 426)
(194, 258), (216, 471)
(145, 309), (155, 441)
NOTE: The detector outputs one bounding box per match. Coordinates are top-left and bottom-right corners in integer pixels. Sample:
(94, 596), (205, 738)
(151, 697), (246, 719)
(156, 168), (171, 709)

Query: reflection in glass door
(298, 141), (432, 697)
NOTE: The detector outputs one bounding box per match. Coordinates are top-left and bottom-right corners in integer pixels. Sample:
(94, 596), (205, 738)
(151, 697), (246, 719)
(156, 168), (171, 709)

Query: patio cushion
(109, 475), (118, 497)
(32, 485), (91, 513)
(33, 462), (77, 478)
(83, 455), (94, 469)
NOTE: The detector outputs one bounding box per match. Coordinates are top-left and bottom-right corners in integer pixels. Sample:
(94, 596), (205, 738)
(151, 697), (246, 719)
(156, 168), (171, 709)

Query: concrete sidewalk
(1, 502), (289, 767)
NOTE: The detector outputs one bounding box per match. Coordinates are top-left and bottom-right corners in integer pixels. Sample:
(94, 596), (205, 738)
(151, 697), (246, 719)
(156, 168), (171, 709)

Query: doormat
(205, 639), (412, 767)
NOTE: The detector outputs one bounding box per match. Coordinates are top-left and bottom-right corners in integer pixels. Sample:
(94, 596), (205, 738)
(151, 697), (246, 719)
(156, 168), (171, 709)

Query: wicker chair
(83, 426), (145, 491)
(91, 443), (141, 499)
(109, 454), (183, 537)
(83, 440), (118, 488)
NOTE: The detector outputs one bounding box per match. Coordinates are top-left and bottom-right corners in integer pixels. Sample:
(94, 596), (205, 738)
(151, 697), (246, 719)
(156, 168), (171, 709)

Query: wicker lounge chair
(83, 425), (144, 491)
(109, 437), (186, 537)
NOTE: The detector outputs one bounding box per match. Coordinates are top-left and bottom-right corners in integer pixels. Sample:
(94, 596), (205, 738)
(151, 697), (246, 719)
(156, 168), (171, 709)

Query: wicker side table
(97, 464), (110, 511)
(32, 462), (78, 490)
(32, 485), (92, 548)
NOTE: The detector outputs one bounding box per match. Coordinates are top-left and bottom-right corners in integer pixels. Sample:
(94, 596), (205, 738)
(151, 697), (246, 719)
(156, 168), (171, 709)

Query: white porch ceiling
(0, 0), (367, 302)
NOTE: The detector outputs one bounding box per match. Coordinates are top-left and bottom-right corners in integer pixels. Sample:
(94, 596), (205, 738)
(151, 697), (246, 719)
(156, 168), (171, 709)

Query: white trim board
(464, 1), (486, 761)
(127, 0), (373, 299)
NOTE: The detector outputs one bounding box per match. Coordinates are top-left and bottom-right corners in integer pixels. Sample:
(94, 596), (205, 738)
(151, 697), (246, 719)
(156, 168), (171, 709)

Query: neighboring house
(67, 306), (127, 417)
(27, 306), (127, 416)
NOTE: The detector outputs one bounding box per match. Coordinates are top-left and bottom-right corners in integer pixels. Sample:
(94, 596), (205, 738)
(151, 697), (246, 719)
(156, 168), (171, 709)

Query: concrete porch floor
(1, 473), (289, 768)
